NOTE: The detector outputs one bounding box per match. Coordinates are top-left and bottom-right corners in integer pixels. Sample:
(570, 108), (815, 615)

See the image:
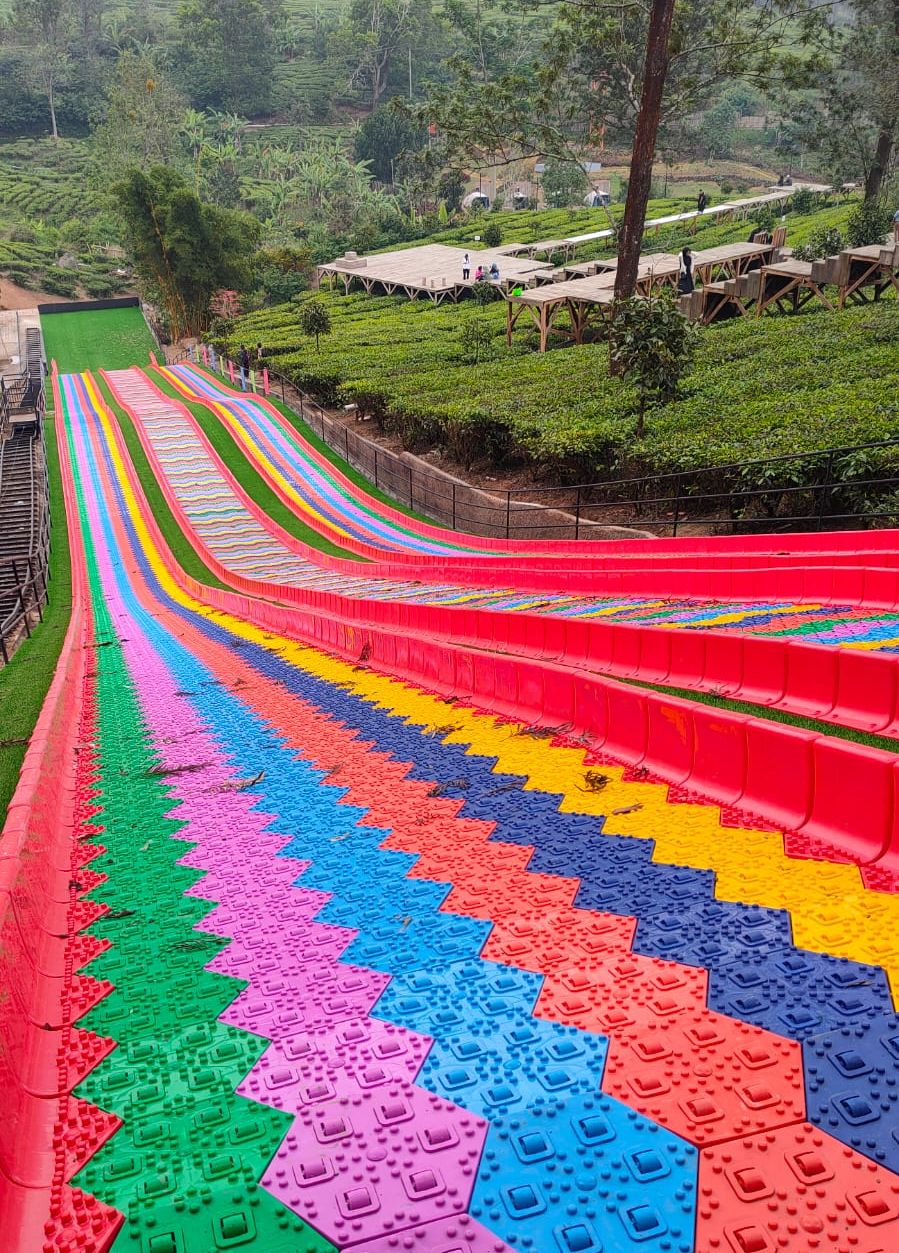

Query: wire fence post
(452, 482), (456, 529)
(673, 476), (683, 537)
(505, 491), (511, 539)
(407, 462), (413, 509)
(574, 486), (581, 539)
(816, 451), (835, 530)
(12, 561), (31, 640)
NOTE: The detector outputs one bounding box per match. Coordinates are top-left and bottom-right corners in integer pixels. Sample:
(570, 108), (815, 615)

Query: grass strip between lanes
(150, 370), (368, 562)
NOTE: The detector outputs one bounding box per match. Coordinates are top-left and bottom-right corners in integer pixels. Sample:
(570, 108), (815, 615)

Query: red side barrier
(89, 380), (899, 872)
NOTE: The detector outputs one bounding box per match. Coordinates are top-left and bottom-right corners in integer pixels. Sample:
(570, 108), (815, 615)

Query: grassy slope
(149, 370), (368, 562)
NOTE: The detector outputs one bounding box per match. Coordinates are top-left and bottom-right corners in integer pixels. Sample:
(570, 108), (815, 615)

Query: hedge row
(222, 277), (899, 496)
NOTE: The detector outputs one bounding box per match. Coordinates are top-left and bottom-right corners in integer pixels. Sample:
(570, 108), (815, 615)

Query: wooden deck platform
(317, 244), (552, 303)
(507, 242), (775, 350)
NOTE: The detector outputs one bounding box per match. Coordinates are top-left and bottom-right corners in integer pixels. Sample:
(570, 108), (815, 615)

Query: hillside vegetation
(221, 196), (898, 492)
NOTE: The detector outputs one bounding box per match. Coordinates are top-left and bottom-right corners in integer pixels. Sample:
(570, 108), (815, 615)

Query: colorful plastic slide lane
(163, 356), (899, 574)
(102, 366), (899, 647)
(4, 341), (899, 1253)
(91, 364), (899, 871)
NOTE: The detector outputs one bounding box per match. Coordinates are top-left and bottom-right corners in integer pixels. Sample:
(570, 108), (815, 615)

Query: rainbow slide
(4, 323), (899, 1253)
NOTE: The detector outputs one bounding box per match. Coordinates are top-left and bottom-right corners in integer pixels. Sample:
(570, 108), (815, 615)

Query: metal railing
(0, 418), (51, 665)
(192, 346), (899, 539)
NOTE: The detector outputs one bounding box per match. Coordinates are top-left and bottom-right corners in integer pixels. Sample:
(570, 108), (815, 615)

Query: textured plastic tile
(804, 1013), (899, 1172)
(536, 953), (708, 1035)
(221, 965), (391, 1038)
(635, 901), (795, 970)
(262, 1080), (487, 1246)
(602, 1009), (806, 1147)
(696, 1121), (899, 1253)
(480, 906), (635, 973)
(238, 1017), (433, 1113)
(470, 1092), (698, 1252)
(711, 951), (895, 1041)
(417, 1007), (608, 1118)
(374, 961), (545, 1035)
(352, 1214), (515, 1251)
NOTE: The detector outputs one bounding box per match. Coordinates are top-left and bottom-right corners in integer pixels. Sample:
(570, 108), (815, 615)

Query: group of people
(462, 253), (500, 282)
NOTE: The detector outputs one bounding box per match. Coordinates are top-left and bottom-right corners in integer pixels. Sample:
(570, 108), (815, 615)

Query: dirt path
(0, 278), (69, 310)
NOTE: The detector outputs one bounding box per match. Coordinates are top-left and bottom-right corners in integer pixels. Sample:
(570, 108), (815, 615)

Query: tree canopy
(114, 165), (261, 338)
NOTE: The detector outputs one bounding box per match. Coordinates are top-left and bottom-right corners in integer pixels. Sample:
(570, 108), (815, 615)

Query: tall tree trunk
(864, 0), (898, 202)
(614, 0), (676, 301)
(48, 75), (59, 141)
(865, 128), (893, 201)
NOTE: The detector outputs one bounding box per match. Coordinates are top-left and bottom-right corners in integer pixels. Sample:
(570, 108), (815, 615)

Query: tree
(458, 312), (495, 363)
(92, 52), (188, 179)
(334, 0), (436, 109)
(540, 157), (588, 208)
(845, 197), (893, 245)
(115, 166), (261, 339)
(172, 0), (284, 115)
(437, 167), (466, 211)
(793, 0), (898, 200)
(610, 290), (698, 438)
(298, 299), (332, 350)
(354, 103), (425, 183)
(423, 0), (832, 298)
(12, 0), (71, 139)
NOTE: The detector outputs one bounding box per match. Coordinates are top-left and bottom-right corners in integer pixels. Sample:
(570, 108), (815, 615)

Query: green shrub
(793, 227), (844, 262)
(846, 199), (892, 248)
(790, 187), (817, 215)
(471, 279), (499, 305)
(482, 221), (503, 248)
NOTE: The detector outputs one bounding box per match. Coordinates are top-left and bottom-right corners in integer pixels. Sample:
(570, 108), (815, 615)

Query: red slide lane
(92, 368), (899, 875)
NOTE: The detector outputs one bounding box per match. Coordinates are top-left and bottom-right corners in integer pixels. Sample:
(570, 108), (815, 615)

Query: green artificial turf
(0, 414), (73, 820)
(40, 307), (157, 372)
(150, 370), (368, 562)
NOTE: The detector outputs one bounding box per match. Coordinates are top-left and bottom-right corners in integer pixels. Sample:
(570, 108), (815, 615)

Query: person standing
(697, 189), (707, 214)
(462, 252), (471, 280)
(239, 344), (251, 389)
(893, 208), (899, 243)
(677, 246), (694, 294)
